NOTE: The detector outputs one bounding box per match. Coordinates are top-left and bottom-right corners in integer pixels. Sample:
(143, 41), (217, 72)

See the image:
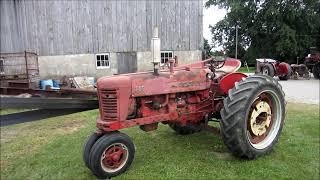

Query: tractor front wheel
(220, 75), (285, 159)
(89, 132), (135, 178)
(83, 133), (102, 169)
(312, 63), (320, 79)
(262, 64), (275, 77)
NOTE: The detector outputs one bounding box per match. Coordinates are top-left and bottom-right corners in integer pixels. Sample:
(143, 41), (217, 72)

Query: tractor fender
(278, 62), (290, 75)
(219, 72), (248, 94)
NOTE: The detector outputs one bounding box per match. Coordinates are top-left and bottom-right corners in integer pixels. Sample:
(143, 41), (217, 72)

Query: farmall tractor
(304, 47), (320, 79)
(255, 58), (292, 80)
(83, 30), (286, 178)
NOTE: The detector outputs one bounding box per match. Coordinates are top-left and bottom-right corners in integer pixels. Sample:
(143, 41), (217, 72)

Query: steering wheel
(208, 58), (225, 72)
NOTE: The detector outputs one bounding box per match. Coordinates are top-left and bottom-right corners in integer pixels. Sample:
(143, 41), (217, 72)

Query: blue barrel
(52, 80), (60, 88)
(87, 77), (95, 86)
(40, 80), (53, 90)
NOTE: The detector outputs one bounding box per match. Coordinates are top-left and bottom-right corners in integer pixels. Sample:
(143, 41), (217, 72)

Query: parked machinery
(304, 47), (320, 79)
(83, 57), (286, 178)
(290, 64), (310, 80)
(255, 58), (291, 80)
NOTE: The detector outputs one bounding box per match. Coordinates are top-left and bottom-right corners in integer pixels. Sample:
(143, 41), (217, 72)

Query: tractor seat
(215, 58), (242, 78)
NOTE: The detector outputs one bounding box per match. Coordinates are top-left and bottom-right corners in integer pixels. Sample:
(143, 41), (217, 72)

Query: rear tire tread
(83, 133), (101, 169)
(220, 75), (285, 159)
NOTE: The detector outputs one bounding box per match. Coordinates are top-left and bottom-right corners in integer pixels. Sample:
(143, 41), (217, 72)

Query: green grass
(237, 66), (255, 73)
(1, 103), (319, 179)
(0, 108), (32, 115)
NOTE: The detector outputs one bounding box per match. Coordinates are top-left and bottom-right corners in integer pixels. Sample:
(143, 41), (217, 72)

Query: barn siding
(0, 0), (203, 55)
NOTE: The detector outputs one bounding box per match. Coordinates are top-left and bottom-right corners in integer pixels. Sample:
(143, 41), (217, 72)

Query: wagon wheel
(89, 132), (135, 178)
(220, 75), (285, 159)
(303, 72), (311, 80)
(292, 72), (299, 80)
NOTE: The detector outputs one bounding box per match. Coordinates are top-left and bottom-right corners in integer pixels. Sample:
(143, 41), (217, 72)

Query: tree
(203, 38), (213, 59)
(206, 0), (320, 64)
(211, 50), (225, 57)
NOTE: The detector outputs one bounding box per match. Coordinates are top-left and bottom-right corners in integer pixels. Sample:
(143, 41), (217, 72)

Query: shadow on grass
(0, 109), (90, 127)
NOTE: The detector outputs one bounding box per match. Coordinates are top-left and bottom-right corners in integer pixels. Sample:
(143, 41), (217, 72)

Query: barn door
(117, 52), (137, 74)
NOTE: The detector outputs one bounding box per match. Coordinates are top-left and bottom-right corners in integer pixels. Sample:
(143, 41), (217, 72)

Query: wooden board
(0, 0), (203, 55)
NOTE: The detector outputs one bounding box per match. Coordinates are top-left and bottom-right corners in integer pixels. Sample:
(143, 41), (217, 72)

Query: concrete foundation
(38, 50), (202, 79)
(38, 53), (118, 79)
(136, 50), (202, 72)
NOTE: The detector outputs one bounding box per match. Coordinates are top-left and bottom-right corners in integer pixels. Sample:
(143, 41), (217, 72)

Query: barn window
(0, 59), (4, 74)
(96, 53), (110, 69)
(160, 51), (173, 64)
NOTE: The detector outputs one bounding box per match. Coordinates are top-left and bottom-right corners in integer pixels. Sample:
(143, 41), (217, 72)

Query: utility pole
(235, 25), (238, 59)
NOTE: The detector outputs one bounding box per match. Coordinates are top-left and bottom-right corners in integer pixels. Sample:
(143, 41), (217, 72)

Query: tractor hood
(97, 68), (211, 97)
(97, 58), (241, 97)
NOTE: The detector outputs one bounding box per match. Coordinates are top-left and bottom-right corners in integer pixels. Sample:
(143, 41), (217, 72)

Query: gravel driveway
(245, 73), (319, 104)
(278, 79), (319, 104)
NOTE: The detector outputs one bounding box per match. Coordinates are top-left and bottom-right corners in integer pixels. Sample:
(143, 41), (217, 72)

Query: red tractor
(83, 57), (286, 178)
(305, 47), (320, 79)
(255, 58), (291, 80)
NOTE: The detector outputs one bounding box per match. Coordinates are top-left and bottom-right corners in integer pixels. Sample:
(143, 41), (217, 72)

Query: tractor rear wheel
(262, 64), (275, 77)
(169, 123), (202, 135)
(312, 63), (320, 79)
(89, 132), (135, 178)
(83, 133), (102, 169)
(220, 75), (285, 159)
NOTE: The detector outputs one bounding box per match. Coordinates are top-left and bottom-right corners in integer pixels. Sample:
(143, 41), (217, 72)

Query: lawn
(237, 66), (255, 73)
(1, 103), (319, 179)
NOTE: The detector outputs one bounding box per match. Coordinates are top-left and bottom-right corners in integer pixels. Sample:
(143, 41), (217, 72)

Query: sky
(203, 4), (227, 50)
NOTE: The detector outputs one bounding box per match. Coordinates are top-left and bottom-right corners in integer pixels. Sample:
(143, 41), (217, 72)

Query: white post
(235, 25), (238, 59)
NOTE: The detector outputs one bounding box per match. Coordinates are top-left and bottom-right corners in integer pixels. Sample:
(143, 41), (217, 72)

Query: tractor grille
(100, 89), (118, 121)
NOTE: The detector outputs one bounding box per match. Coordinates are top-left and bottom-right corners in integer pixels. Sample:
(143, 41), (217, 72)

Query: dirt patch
(1, 119), (86, 145)
(0, 159), (9, 169)
(57, 119), (86, 134)
(211, 151), (233, 160)
(0, 128), (19, 144)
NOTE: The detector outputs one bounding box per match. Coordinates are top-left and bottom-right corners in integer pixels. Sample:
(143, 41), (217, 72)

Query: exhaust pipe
(151, 27), (161, 75)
